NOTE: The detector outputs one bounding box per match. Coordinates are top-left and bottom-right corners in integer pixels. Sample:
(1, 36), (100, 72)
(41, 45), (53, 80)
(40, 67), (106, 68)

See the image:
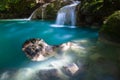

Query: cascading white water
(56, 1), (80, 26)
(28, 10), (36, 20)
(28, 3), (49, 20)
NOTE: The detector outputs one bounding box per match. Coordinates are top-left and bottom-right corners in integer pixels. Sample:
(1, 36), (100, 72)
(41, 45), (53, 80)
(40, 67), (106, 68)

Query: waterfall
(56, 1), (80, 26)
(28, 3), (49, 20)
(28, 10), (36, 20)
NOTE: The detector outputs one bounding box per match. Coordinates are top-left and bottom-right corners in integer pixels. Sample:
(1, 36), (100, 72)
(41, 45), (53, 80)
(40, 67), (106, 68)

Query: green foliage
(45, 3), (56, 19)
(81, 0), (103, 14)
(0, 0), (20, 11)
(77, 0), (120, 26)
(76, 0), (104, 25)
(0, 0), (36, 18)
(0, 0), (69, 19)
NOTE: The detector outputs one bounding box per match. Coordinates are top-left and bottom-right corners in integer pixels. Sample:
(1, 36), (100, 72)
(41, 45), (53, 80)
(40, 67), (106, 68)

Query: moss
(76, 0), (104, 26)
(45, 3), (57, 19)
(100, 10), (120, 43)
(80, 0), (103, 14)
(77, 0), (120, 26)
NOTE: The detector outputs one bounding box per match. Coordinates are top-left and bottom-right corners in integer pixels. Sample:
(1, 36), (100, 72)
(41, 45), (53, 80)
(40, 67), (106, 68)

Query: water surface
(0, 20), (119, 80)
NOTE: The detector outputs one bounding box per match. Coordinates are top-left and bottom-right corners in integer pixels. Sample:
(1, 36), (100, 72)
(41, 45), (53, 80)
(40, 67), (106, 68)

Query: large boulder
(22, 38), (73, 61)
(22, 38), (55, 61)
(99, 10), (120, 44)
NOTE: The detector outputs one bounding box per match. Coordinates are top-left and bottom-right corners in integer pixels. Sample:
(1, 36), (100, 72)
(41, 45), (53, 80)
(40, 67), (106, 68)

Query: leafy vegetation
(76, 0), (120, 43)
(77, 0), (120, 26)
(0, 0), (36, 18)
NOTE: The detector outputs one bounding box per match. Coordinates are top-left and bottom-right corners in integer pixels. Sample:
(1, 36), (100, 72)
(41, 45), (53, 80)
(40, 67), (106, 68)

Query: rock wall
(30, 0), (72, 20)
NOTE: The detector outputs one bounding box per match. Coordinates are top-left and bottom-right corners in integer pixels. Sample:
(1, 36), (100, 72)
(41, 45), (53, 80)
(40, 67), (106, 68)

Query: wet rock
(22, 38), (55, 61)
(22, 38), (74, 61)
(62, 63), (79, 76)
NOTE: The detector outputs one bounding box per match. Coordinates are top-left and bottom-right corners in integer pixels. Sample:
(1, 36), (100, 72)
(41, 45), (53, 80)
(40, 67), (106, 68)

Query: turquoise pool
(0, 20), (119, 80)
(0, 20), (97, 68)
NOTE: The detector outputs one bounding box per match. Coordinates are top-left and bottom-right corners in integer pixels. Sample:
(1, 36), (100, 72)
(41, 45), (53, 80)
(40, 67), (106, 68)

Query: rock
(76, 0), (103, 26)
(62, 63), (79, 76)
(76, 0), (120, 27)
(99, 10), (120, 44)
(22, 38), (84, 61)
(30, 0), (73, 20)
(22, 38), (55, 61)
(22, 38), (74, 61)
(37, 69), (61, 80)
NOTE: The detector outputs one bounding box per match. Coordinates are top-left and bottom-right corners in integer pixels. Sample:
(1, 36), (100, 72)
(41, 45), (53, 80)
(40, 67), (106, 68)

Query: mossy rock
(76, 0), (104, 26)
(99, 10), (120, 43)
(76, 0), (120, 26)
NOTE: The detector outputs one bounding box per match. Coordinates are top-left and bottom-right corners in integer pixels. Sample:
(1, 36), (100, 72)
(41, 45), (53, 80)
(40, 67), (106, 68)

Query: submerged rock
(37, 69), (61, 80)
(62, 63), (79, 76)
(36, 63), (82, 80)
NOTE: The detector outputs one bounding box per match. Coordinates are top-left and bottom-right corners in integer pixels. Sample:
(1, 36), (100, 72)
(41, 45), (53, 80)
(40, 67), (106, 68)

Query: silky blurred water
(0, 20), (119, 80)
(0, 20), (97, 68)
